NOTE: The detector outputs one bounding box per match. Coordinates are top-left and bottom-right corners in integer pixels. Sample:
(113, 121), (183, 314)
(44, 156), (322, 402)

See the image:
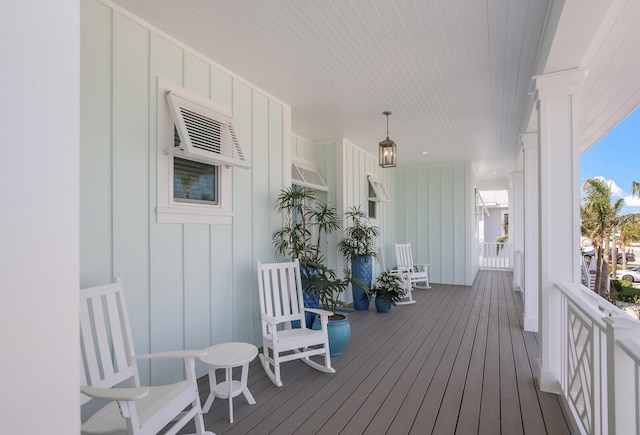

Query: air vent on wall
(166, 91), (250, 169)
(291, 159), (329, 191)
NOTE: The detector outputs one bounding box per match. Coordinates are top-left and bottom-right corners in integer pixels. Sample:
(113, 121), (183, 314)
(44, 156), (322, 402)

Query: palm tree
(581, 178), (630, 296)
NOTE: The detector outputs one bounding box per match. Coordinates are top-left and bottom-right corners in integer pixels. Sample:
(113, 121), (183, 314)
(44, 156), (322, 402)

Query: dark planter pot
(375, 296), (391, 313)
(312, 313), (351, 357)
(302, 291), (320, 328)
(300, 265), (319, 328)
(351, 255), (372, 310)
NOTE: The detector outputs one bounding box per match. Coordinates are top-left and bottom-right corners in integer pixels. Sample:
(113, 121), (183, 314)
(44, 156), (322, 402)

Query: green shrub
(611, 280), (640, 303)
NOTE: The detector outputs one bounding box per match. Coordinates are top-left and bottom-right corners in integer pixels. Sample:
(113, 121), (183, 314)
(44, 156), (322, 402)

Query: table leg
(240, 362), (256, 404)
(226, 367), (233, 423)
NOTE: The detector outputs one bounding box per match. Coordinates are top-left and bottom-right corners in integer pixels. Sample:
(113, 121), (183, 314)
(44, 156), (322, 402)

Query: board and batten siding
(340, 140), (397, 282)
(292, 137), (398, 300)
(80, 0), (287, 385)
(291, 135), (340, 272)
(396, 164), (472, 286)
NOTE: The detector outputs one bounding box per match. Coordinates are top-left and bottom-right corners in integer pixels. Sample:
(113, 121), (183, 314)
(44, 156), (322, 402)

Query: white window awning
(291, 159), (329, 191)
(368, 174), (391, 202)
(166, 91), (250, 169)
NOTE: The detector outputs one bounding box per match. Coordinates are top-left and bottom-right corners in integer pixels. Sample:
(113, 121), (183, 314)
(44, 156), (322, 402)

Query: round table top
(199, 342), (258, 367)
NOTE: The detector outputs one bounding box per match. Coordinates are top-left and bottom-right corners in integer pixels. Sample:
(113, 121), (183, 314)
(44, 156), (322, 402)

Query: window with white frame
(291, 159), (329, 245)
(156, 79), (249, 224)
(367, 174), (391, 221)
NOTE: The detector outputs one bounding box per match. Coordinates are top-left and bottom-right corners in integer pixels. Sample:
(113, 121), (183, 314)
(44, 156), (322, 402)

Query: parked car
(616, 266), (640, 282)
(608, 250), (636, 264)
(581, 247), (635, 265)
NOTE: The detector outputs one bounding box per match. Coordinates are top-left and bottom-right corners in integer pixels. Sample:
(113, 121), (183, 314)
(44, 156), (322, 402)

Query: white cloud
(623, 195), (640, 207)
(610, 181), (624, 197)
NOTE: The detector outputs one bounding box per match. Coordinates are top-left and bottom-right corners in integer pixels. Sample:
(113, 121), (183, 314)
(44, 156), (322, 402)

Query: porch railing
(479, 242), (512, 270)
(553, 282), (640, 434)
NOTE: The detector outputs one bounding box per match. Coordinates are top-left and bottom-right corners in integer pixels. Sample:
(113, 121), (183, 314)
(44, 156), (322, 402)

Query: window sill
(156, 206), (233, 225)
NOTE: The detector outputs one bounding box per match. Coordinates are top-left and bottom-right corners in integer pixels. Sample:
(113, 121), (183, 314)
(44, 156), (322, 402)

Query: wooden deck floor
(189, 270), (570, 435)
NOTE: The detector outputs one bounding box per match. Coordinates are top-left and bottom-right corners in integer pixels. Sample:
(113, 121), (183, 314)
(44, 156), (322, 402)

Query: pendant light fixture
(379, 111), (397, 168)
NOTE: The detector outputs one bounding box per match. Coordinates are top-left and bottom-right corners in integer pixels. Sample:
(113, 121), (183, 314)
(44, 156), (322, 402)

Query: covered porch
(7, 0), (640, 433)
(188, 270), (569, 434)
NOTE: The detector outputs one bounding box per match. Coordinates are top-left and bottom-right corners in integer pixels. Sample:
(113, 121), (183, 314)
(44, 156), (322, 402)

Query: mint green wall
(80, 0), (286, 384)
(291, 135), (340, 272)
(396, 164), (471, 285)
(293, 135), (473, 287)
(340, 140), (397, 280)
(81, 2), (474, 389)
(293, 137), (399, 292)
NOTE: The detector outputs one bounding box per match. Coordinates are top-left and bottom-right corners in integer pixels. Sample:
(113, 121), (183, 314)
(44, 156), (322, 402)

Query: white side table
(199, 342), (258, 423)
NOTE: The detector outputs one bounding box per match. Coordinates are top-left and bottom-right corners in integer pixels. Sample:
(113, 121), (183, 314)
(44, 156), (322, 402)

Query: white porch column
(511, 171), (524, 291)
(535, 69), (585, 393)
(521, 132), (539, 332)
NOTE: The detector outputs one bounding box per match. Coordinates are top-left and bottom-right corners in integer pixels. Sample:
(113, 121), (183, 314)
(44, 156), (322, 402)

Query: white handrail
(617, 337), (640, 366)
(581, 255), (591, 290)
(551, 282), (640, 434)
(479, 242), (512, 270)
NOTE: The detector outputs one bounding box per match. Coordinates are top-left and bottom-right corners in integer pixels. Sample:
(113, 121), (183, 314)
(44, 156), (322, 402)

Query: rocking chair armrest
(395, 266), (413, 274)
(261, 313), (281, 325)
(81, 386), (149, 402)
(304, 307), (333, 318)
(134, 349), (206, 360)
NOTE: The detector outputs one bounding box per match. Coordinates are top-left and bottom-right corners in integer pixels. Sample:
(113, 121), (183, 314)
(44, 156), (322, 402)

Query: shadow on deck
(189, 270), (570, 435)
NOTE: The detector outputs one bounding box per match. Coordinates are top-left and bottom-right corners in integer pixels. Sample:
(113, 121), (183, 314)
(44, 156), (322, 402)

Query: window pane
(369, 181), (376, 198)
(368, 200), (377, 219)
(173, 157), (217, 204)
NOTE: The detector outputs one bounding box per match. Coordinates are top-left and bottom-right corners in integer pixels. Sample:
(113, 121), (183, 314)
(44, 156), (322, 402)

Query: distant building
(478, 190), (509, 244)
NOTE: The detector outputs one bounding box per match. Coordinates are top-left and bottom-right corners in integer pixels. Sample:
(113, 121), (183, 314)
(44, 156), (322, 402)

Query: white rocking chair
(80, 278), (213, 435)
(377, 246), (416, 305)
(257, 259), (335, 387)
(395, 243), (431, 290)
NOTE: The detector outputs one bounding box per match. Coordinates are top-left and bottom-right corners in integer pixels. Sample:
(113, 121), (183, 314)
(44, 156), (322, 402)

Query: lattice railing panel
(567, 303), (594, 434)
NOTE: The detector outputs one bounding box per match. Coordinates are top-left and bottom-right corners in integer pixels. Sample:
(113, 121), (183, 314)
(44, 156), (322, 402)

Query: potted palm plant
(370, 272), (405, 313)
(338, 206), (379, 310)
(273, 187), (340, 327)
(305, 265), (365, 356)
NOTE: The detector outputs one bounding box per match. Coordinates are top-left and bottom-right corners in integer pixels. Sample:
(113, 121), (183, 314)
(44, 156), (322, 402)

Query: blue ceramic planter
(375, 296), (391, 313)
(351, 255), (372, 310)
(300, 266), (320, 328)
(312, 314), (351, 357)
(302, 291), (320, 328)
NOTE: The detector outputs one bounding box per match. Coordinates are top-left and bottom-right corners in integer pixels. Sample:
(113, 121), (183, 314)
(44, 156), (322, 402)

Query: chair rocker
(377, 246), (416, 305)
(395, 243), (431, 290)
(80, 278), (213, 435)
(257, 259), (335, 387)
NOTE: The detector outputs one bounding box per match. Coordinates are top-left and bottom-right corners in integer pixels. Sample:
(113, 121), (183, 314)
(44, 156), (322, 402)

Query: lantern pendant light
(379, 111), (397, 168)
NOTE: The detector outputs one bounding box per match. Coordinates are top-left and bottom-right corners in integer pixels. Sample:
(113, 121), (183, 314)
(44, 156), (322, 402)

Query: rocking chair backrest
(257, 260), (306, 332)
(395, 243), (416, 271)
(80, 277), (138, 404)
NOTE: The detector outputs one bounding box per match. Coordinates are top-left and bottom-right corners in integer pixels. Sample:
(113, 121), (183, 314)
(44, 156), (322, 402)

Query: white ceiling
(110, 0), (640, 184)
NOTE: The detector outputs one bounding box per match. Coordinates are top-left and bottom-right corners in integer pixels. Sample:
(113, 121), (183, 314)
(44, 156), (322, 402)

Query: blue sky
(580, 106), (640, 214)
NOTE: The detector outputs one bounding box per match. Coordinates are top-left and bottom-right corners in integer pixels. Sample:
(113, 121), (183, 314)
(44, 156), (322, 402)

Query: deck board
(179, 270), (570, 435)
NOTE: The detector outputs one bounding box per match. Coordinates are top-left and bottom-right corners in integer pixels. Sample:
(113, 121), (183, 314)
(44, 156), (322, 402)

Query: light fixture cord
(386, 113), (389, 138)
